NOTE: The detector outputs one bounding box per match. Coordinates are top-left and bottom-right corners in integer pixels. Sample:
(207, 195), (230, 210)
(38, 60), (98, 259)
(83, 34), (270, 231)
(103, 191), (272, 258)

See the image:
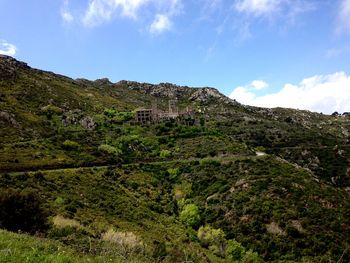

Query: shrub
(198, 225), (226, 257)
(226, 239), (246, 260)
(179, 204), (200, 228)
(241, 249), (261, 263)
(173, 182), (192, 200)
(41, 105), (63, 118)
(167, 168), (179, 180)
(115, 111), (134, 122)
(152, 241), (167, 259)
(52, 215), (81, 229)
(0, 188), (49, 234)
(101, 229), (144, 258)
(98, 144), (121, 156)
(160, 150), (172, 158)
(102, 167), (121, 180)
(198, 225), (225, 247)
(104, 108), (117, 118)
(226, 240), (261, 262)
(54, 197), (65, 205)
(102, 229), (142, 247)
(62, 140), (80, 151)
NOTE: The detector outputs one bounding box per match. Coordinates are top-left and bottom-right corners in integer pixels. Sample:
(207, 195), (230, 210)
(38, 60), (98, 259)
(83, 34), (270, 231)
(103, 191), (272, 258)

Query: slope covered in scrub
(1, 55), (350, 262)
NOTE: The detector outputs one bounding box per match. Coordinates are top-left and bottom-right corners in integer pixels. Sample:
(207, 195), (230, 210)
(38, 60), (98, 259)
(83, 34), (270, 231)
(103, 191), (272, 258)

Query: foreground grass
(0, 229), (138, 263)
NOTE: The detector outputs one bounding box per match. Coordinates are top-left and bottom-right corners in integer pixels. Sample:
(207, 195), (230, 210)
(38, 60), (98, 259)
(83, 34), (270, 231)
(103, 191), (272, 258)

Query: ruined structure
(135, 99), (193, 124)
(135, 109), (153, 124)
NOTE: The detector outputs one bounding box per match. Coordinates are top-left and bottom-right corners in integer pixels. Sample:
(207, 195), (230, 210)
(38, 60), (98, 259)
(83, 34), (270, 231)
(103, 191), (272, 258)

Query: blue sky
(1, 0), (350, 113)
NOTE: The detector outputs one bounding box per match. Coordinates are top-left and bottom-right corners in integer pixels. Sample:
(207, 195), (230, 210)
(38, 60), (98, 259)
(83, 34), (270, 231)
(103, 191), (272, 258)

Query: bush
(152, 241), (167, 259)
(179, 204), (200, 228)
(41, 105), (63, 118)
(226, 239), (246, 260)
(101, 229), (144, 258)
(198, 225), (225, 247)
(0, 188), (49, 234)
(98, 144), (121, 156)
(160, 150), (172, 158)
(241, 249), (261, 263)
(52, 215), (81, 229)
(104, 108), (117, 118)
(167, 168), (179, 180)
(226, 239), (261, 262)
(62, 140), (80, 151)
(174, 182), (192, 201)
(115, 111), (134, 122)
(198, 225), (226, 257)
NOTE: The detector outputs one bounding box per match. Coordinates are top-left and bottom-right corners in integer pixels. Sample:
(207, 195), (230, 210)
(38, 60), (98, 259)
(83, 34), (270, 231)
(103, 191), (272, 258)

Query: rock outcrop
(117, 80), (239, 105)
(0, 55), (30, 80)
(117, 80), (191, 98)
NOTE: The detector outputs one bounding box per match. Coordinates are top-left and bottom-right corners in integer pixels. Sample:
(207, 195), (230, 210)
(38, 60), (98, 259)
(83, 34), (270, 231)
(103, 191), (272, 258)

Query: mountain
(0, 55), (349, 262)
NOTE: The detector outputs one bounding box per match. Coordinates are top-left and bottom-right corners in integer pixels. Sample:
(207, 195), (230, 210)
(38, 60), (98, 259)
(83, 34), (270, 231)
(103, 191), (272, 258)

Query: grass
(0, 229), (129, 263)
(52, 215), (82, 229)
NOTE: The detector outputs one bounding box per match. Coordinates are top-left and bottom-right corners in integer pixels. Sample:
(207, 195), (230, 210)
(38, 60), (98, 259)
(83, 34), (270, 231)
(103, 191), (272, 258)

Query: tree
(179, 204), (200, 228)
(226, 239), (246, 260)
(226, 239), (261, 263)
(241, 249), (260, 263)
(198, 225), (226, 257)
(0, 188), (49, 234)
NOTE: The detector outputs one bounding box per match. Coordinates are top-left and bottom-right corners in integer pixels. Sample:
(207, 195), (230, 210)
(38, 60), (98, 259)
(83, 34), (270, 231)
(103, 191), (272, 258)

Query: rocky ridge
(0, 56), (239, 106)
(0, 55), (29, 80)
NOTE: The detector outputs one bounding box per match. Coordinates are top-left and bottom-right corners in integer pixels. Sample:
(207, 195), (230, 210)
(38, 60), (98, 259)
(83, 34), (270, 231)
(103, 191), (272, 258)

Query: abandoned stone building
(135, 109), (153, 124)
(135, 100), (193, 124)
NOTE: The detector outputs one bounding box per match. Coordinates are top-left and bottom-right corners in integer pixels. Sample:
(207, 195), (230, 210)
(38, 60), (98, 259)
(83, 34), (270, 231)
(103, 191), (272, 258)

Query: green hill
(0, 55), (349, 262)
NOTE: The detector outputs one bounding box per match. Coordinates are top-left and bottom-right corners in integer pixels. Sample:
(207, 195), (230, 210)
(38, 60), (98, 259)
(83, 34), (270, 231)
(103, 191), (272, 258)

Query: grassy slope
(1, 156), (350, 262)
(0, 229), (132, 263)
(1, 56), (350, 262)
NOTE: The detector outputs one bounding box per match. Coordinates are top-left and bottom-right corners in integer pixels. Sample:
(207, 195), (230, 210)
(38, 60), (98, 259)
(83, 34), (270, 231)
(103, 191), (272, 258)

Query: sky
(1, 0), (350, 114)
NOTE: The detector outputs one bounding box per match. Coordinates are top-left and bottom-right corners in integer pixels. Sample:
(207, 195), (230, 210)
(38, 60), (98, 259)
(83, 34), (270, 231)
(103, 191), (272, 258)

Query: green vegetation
(0, 56), (350, 262)
(180, 204), (201, 227)
(0, 188), (49, 234)
(62, 140), (80, 151)
(0, 229), (132, 263)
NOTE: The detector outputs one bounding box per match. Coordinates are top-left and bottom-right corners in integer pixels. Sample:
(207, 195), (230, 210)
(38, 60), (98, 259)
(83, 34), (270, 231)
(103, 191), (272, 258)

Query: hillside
(0, 55), (350, 262)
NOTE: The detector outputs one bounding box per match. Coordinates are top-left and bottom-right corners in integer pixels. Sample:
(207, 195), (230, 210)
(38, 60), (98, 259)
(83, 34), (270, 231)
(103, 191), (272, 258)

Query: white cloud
(234, 0), (282, 17)
(61, 0), (74, 24)
(83, 0), (148, 26)
(337, 0), (350, 33)
(251, 80), (269, 90)
(62, 11), (74, 23)
(229, 72), (350, 114)
(230, 0), (316, 42)
(149, 14), (172, 34)
(82, 0), (182, 29)
(232, 80), (269, 93)
(234, 0), (315, 22)
(0, 40), (17, 56)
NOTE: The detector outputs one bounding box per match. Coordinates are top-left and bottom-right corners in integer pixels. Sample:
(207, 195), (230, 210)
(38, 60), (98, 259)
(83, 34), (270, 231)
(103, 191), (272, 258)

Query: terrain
(0, 54), (349, 262)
